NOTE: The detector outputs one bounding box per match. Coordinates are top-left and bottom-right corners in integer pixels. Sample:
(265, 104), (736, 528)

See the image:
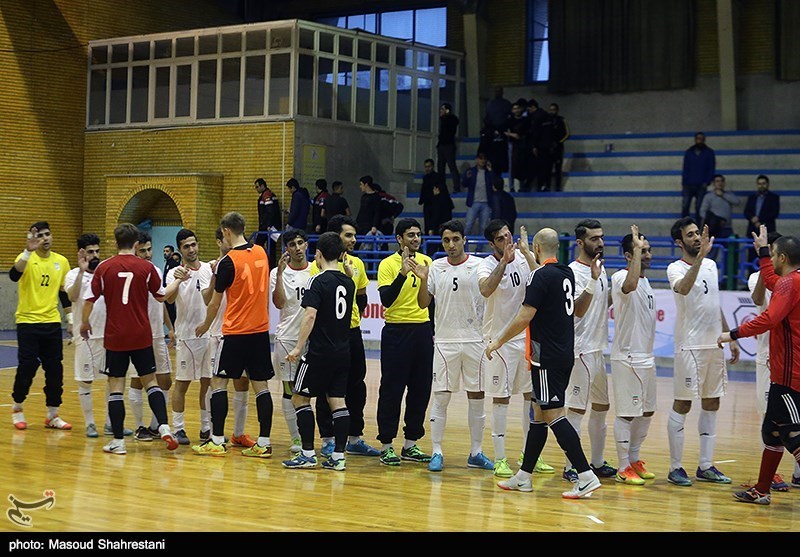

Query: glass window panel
(439, 78), (455, 111)
(440, 56), (456, 76)
(337, 61), (352, 122)
(416, 51), (432, 72)
(175, 64), (191, 118)
(91, 45), (107, 65)
(132, 42), (150, 61)
(376, 43), (390, 63)
(89, 69), (107, 125)
(222, 33), (242, 53)
(269, 53), (291, 115)
(197, 59), (217, 119)
(111, 44), (128, 64)
(396, 47), (413, 68)
(154, 39), (172, 59)
(395, 73), (412, 130)
(297, 54), (314, 116)
(347, 14), (376, 33)
(130, 66), (149, 122)
(318, 17), (346, 28)
(381, 10), (413, 42)
(220, 57), (241, 118)
(109, 67), (127, 124)
(415, 7), (447, 47)
(530, 40), (550, 82)
(339, 36), (353, 57)
(416, 77), (432, 132)
(244, 55), (266, 116)
(198, 34), (218, 55)
(299, 28), (315, 50)
(154, 66), (170, 118)
(317, 57), (334, 119)
(357, 40), (372, 61)
(531, 0), (549, 40)
(175, 37), (195, 57)
(246, 30), (266, 51)
(319, 33), (334, 53)
(374, 68), (389, 126)
(355, 64), (371, 124)
(270, 27), (291, 49)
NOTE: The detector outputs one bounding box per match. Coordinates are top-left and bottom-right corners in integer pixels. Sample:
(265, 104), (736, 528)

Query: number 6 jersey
(301, 269), (355, 357)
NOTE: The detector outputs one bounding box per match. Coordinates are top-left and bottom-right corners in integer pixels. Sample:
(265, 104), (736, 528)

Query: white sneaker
(562, 473), (601, 499)
(12, 410), (27, 430)
(497, 475), (533, 492)
(103, 439), (127, 455)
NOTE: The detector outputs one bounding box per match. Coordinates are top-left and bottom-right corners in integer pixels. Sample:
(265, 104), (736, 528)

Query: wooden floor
(1, 341), (799, 534)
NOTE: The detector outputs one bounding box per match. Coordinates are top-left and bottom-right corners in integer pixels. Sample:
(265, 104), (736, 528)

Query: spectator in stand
(548, 103), (570, 192)
(698, 174), (740, 263)
(419, 159), (447, 236)
(437, 103), (461, 193)
(527, 98), (551, 192)
(373, 183), (404, 237)
(461, 152), (496, 239)
(482, 86), (512, 175)
(681, 132), (716, 219)
(744, 175), (780, 265)
(255, 177), (281, 267)
(424, 182), (454, 257)
(491, 175), (517, 232)
(504, 99), (531, 193)
(311, 179), (330, 235)
(356, 175), (384, 265)
(285, 178), (311, 231)
(323, 181), (350, 220)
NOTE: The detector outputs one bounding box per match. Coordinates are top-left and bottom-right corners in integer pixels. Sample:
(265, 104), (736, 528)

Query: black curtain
(777, 0), (800, 81)
(548, 0), (694, 94)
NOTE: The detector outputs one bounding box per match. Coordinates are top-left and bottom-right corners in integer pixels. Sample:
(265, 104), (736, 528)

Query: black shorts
(532, 362), (571, 410)
(216, 331), (274, 381)
(766, 383), (800, 426)
(105, 347), (156, 378)
(294, 352), (349, 399)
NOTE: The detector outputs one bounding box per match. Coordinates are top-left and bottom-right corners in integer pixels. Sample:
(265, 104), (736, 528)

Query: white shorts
(272, 338), (301, 382)
(565, 351), (609, 410)
(673, 347), (727, 400)
(756, 358), (770, 416)
(175, 337), (211, 381)
(153, 337), (172, 375)
(204, 335), (223, 377)
(610, 358), (657, 417)
(432, 340), (486, 393)
(73, 337), (105, 382)
(480, 337), (532, 397)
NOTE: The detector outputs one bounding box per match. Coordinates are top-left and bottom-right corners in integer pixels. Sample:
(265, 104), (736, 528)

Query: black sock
(332, 407), (351, 454)
(145, 386), (167, 428)
(550, 415), (590, 473)
(210, 389), (228, 437)
(255, 388), (273, 439)
(108, 392), (125, 440)
(521, 421), (548, 473)
(295, 405), (315, 451)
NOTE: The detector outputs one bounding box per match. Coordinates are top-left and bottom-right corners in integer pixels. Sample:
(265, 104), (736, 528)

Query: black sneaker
(175, 429), (191, 445)
(199, 429), (210, 441)
(134, 426), (155, 442)
(590, 461), (617, 478)
(400, 444), (432, 463)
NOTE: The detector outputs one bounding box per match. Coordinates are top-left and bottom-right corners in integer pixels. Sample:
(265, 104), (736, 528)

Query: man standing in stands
(255, 177), (281, 267)
(681, 132), (716, 219)
(285, 178), (311, 231)
(437, 103), (460, 193)
(744, 175), (780, 265)
(162, 244), (179, 326)
(548, 103), (570, 192)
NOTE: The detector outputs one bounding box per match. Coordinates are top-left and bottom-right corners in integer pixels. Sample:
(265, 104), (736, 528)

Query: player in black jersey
(485, 227), (601, 499)
(283, 232), (356, 471)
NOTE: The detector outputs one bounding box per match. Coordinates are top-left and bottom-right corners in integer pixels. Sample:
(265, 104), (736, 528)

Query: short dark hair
(527, 98), (539, 108)
(176, 228), (197, 249)
(77, 233), (101, 249)
(286, 177), (300, 189)
(220, 211), (246, 236)
(550, 102), (560, 111)
(316, 231), (345, 262)
(255, 177), (267, 187)
(575, 219), (602, 240)
(395, 217), (422, 237)
(424, 158), (435, 166)
(671, 216), (697, 242)
(773, 235), (800, 266)
(441, 103), (452, 111)
(327, 214), (358, 234)
(768, 231), (783, 245)
(114, 223), (140, 249)
(713, 174), (725, 181)
(484, 219), (509, 242)
(282, 227), (308, 244)
(30, 221), (49, 232)
(439, 219), (464, 237)
(360, 175), (373, 187)
(621, 232), (647, 255)
(164, 244), (174, 252)
(332, 180), (343, 190)
(214, 227), (223, 242)
(757, 174), (770, 184)
(492, 175), (505, 190)
(315, 178), (328, 191)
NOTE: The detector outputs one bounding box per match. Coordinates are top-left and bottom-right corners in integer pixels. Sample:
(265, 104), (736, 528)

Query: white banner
(271, 281), (761, 362)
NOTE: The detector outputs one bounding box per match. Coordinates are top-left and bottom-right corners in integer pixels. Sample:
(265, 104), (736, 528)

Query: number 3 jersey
(427, 255), (485, 343)
(301, 269), (355, 357)
(268, 262), (311, 341)
(666, 258), (721, 349)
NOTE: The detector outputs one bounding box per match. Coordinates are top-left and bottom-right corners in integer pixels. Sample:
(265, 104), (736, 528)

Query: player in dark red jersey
(80, 223), (178, 455)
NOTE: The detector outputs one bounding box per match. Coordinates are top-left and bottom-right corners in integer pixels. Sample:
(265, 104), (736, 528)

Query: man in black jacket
(744, 174), (781, 264)
(437, 103), (460, 193)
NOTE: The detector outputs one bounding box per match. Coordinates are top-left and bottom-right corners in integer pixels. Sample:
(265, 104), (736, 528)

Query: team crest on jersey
(180, 360), (186, 369)
(684, 378), (692, 389)
(631, 395), (640, 406)
(572, 386), (581, 397)
(53, 263), (61, 271)
(492, 375), (500, 386)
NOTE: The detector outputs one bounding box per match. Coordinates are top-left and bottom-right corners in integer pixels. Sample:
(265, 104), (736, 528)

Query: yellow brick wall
(84, 123), (295, 262)
(485, 0), (526, 86)
(739, 0), (775, 74)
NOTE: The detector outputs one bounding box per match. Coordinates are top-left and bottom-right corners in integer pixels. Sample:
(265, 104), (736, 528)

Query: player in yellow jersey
(10, 222), (72, 430)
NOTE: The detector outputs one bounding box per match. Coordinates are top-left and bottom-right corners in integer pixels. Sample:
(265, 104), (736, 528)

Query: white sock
(403, 439), (416, 450)
(172, 411), (185, 431)
(46, 406), (58, 420)
(614, 417), (632, 471)
(698, 409), (717, 471)
(491, 402), (509, 460)
(232, 390), (248, 437)
(77, 382), (95, 426)
(467, 398), (485, 456)
(105, 382), (113, 428)
(282, 397), (299, 440)
(588, 409), (608, 468)
(257, 436), (270, 447)
(129, 388), (144, 428)
(200, 409), (211, 433)
(565, 409), (583, 469)
(430, 392), (450, 455)
(629, 415), (652, 463)
(667, 409), (687, 471)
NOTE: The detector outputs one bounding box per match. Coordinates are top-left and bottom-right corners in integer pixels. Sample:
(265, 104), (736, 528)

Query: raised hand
(77, 248), (90, 272)
(590, 253), (603, 280)
(699, 224), (714, 259)
(413, 260), (429, 281)
(26, 227), (42, 252)
(630, 224), (644, 250)
(342, 254), (354, 278)
(502, 241), (516, 264)
(277, 251), (289, 274)
(752, 224), (768, 252)
(517, 225), (530, 254)
(401, 246), (413, 275)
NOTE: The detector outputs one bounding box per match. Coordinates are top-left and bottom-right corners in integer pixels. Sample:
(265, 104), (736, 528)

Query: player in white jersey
(666, 217), (740, 487)
(610, 226), (658, 485)
(65, 234), (113, 438)
(164, 228), (212, 446)
(129, 232), (173, 441)
(269, 228), (312, 454)
(410, 219), (492, 472)
(748, 231), (799, 490)
(477, 219), (554, 478)
(564, 219), (617, 481)
(201, 227), (255, 448)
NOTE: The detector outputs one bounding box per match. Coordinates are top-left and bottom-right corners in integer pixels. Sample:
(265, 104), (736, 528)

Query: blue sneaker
(590, 461), (617, 478)
(696, 465), (732, 484)
(320, 439), (335, 457)
(467, 452), (494, 470)
(345, 439), (380, 456)
(668, 467), (693, 487)
(562, 468), (578, 483)
(428, 453), (443, 472)
(282, 454), (318, 469)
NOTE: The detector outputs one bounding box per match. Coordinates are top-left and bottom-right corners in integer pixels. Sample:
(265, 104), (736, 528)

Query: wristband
(20, 250), (32, 261)
(66, 313), (74, 326)
(584, 280), (596, 295)
(758, 246), (770, 258)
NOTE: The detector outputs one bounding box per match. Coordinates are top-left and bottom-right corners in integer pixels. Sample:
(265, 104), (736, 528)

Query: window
(527, 0), (550, 82)
(318, 6), (446, 47)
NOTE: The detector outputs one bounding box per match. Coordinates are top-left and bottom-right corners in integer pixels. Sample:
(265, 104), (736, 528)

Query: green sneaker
(400, 444), (431, 462)
(535, 456), (555, 474)
(494, 457), (514, 478)
(321, 456), (346, 471)
(380, 447), (401, 466)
